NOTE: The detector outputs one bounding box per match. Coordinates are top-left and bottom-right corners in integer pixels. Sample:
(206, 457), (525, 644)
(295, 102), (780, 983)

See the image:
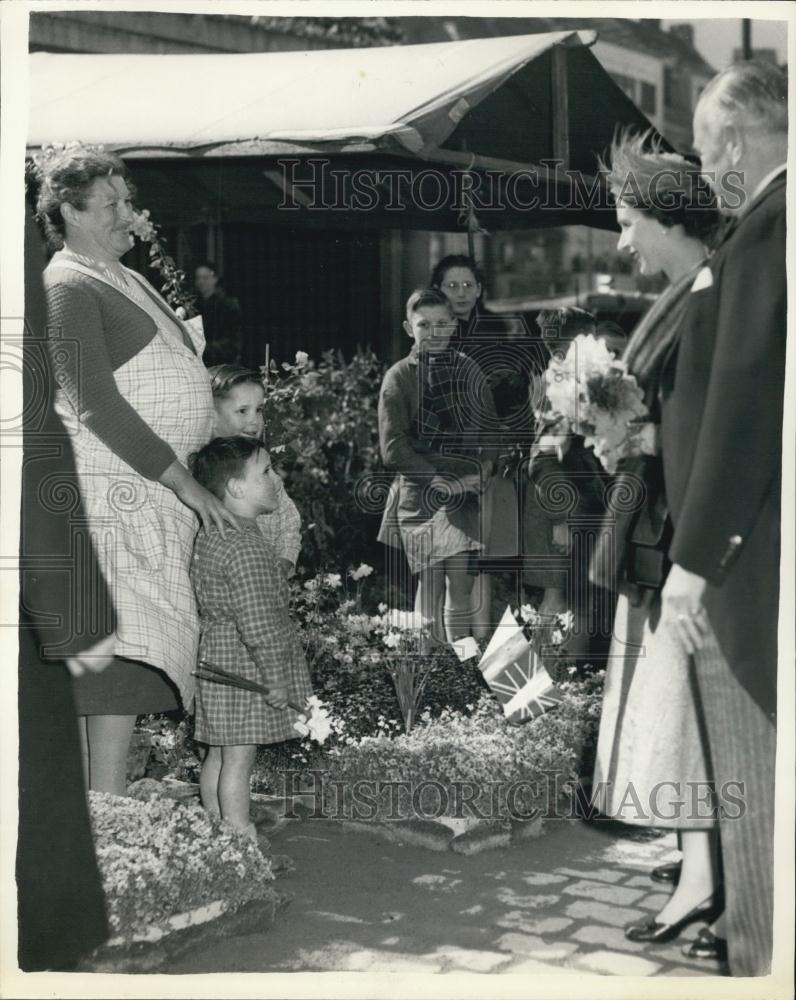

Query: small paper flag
(451, 636), (480, 663)
(476, 606), (562, 724)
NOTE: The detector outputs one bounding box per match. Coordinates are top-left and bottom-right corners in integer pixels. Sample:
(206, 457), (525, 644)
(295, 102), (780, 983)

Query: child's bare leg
(415, 567), (445, 647)
(218, 744), (257, 832)
(470, 573), (493, 641)
(442, 561), (476, 643)
(199, 744), (222, 817)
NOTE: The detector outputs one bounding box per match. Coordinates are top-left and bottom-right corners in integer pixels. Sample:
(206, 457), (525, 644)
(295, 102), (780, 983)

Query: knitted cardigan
(43, 264), (180, 480)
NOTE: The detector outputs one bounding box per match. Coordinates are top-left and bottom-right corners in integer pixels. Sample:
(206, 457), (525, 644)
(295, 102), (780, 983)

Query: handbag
(624, 489), (672, 591)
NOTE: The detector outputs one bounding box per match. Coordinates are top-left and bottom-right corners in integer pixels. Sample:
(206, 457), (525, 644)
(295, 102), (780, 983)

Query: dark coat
(452, 302), (543, 429)
(660, 173), (786, 717)
(17, 209), (114, 969)
(197, 289), (243, 366)
(377, 349), (499, 557)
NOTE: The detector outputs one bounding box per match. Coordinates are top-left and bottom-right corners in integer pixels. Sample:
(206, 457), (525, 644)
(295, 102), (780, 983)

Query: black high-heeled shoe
(650, 861), (681, 884)
(682, 927), (728, 962)
(624, 889), (724, 944)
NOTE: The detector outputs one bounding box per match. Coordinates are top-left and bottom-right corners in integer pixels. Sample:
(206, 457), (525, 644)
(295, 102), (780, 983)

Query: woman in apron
(36, 146), (237, 796)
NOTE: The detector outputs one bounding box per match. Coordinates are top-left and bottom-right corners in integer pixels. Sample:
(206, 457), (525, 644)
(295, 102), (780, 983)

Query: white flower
(128, 208), (157, 242)
(293, 697), (332, 743)
(345, 614), (372, 635)
(295, 351), (309, 367)
(307, 710), (332, 743)
(349, 563), (374, 581)
(378, 602), (388, 614)
(383, 632), (401, 649)
(324, 573), (342, 589)
(387, 609), (428, 632)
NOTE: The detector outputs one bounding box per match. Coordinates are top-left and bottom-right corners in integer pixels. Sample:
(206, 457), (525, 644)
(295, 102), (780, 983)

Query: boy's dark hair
(535, 306), (596, 341)
(405, 286), (453, 319)
(189, 436), (263, 500)
(208, 364), (262, 399)
(596, 319), (629, 356)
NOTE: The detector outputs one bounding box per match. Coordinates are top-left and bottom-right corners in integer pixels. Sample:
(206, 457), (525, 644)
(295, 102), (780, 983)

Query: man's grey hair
(698, 60), (787, 136)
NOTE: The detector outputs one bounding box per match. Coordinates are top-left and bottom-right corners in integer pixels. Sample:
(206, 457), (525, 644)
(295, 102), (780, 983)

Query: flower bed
(131, 570), (604, 853)
(316, 675), (604, 826)
(84, 790), (284, 969)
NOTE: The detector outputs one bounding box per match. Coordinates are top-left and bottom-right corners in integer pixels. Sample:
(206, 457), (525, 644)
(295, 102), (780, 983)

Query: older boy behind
(378, 288), (498, 648)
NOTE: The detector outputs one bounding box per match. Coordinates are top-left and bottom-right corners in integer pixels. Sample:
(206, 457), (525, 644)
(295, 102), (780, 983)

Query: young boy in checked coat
(189, 436), (312, 840)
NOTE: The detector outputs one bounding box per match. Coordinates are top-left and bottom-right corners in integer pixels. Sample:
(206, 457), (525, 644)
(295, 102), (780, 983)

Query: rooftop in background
(29, 11), (713, 75)
(397, 17), (715, 76)
(28, 11), (406, 53)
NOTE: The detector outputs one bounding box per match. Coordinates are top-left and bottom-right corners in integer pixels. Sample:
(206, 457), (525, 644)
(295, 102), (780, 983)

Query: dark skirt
(72, 656), (180, 716)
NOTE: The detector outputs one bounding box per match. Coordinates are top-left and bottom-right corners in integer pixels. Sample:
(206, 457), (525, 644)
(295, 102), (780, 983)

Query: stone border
(340, 813), (544, 854)
(135, 779), (546, 855)
(81, 892), (288, 973)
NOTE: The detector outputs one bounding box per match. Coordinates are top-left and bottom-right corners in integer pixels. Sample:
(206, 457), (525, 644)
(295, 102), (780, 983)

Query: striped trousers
(696, 627), (776, 977)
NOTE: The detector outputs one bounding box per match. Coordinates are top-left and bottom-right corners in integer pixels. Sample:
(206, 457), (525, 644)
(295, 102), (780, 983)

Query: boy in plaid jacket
(189, 436), (312, 841)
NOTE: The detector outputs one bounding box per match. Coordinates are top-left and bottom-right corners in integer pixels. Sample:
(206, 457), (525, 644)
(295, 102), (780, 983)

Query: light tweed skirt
(592, 591), (717, 828)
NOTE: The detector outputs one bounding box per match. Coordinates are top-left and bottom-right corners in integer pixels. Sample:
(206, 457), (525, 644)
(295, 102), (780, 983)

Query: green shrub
(263, 349), (386, 576)
(313, 675), (604, 822)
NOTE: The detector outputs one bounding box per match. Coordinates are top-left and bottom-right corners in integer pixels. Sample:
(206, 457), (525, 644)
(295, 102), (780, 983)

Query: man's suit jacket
(660, 173), (786, 717)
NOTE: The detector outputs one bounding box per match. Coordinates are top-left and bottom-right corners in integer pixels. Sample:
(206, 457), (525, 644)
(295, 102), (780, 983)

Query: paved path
(167, 817), (727, 977)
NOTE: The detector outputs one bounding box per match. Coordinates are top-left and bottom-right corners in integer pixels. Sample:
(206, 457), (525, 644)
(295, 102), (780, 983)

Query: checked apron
(50, 259), (214, 708)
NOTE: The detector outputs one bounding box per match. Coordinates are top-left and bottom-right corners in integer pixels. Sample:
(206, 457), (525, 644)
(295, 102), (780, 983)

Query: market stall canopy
(28, 32), (664, 231)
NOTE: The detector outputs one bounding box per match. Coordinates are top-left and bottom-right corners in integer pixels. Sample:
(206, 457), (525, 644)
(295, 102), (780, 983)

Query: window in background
(640, 81), (657, 114)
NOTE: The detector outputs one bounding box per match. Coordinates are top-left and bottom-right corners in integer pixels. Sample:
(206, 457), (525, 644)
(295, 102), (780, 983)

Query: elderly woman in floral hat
(34, 144), (237, 796)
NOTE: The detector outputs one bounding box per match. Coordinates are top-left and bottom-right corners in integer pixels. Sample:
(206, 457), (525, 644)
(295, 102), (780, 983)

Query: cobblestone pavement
(167, 817), (727, 977)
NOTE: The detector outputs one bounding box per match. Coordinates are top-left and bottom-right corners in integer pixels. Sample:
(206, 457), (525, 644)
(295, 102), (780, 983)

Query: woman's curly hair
(31, 145), (132, 250)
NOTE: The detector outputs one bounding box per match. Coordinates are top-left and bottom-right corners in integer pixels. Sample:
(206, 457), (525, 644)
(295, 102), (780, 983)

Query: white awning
(29, 31), (597, 156)
(28, 32), (662, 231)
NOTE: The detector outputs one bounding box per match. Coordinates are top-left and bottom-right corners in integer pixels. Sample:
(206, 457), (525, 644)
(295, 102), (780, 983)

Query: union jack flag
(477, 607), (562, 724)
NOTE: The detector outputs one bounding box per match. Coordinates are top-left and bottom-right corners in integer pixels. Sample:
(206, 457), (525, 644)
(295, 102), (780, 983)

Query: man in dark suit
(660, 61), (787, 976)
(17, 207), (116, 970)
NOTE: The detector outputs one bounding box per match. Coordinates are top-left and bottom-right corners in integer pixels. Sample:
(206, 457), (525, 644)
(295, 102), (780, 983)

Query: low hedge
(88, 791), (276, 941)
(251, 672), (604, 825)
